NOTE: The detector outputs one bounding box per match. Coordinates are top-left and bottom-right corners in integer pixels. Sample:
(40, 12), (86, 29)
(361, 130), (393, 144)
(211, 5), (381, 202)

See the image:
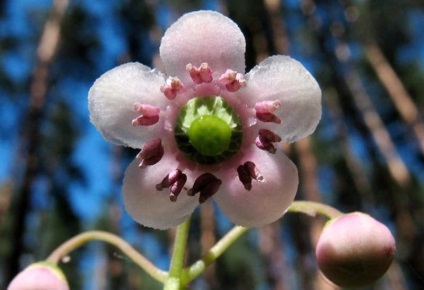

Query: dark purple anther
(188, 173), (222, 203)
(156, 169), (187, 202)
(237, 161), (264, 191)
(255, 112), (281, 124)
(255, 136), (276, 153)
(237, 164), (252, 190)
(244, 161), (264, 182)
(169, 174), (187, 202)
(258, 129), (282, 143)
(136, 138), (164, 168)
(255, 128), (282, 154)
(199, 179), (222, 203)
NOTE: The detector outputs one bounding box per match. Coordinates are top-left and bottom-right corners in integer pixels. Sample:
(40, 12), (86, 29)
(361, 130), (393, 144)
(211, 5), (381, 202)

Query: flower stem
(182, 201), (341, 284)
(44, 202), (341, 289)
(288, 200), (343, 219)
(164, 218), (191, 290)
(183, 225), (249, 284)
(46, 231), (167, 283)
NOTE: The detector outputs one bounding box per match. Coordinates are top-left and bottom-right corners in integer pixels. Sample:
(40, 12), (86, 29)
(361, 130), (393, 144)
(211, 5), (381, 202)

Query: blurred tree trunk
(258, 223), (290, 290)
(343, 63), (411, 187)
(294, 138), (338, 290)
(200, 202), (217, 289)
(324, 89), (375, 208)
(105, 146), (128, 289)
(4, 0), (68, 284)
(363, 40), (424, 157)
(342, 0), (424, 158)
(0, 181), (13, 229)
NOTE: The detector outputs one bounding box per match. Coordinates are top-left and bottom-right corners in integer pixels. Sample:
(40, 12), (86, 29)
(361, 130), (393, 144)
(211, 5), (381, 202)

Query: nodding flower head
(88, 11), (321, 229)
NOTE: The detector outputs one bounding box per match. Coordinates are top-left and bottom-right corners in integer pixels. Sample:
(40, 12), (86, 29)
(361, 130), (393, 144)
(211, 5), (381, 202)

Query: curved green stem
(182, 201), (342, 284)
(164, 218), (191, 290)
(287, 200), (343, 219)
(45, 201), (342, 289)
(46, 230), (167, 283)
(183, 225), (249, 284)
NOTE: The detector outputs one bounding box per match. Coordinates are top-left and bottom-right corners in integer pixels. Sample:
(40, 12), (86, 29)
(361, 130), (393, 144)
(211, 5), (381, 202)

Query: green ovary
(188, 115), (232, 156)
(174, 96), (243, 164)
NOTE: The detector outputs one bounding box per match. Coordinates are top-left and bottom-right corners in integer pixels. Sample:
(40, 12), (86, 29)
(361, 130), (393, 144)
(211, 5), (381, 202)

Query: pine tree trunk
(343, 66), (411, 187)
(200, 202), (217, 289)
(295, 138), (338, 290)
(4, 0), (68, 284)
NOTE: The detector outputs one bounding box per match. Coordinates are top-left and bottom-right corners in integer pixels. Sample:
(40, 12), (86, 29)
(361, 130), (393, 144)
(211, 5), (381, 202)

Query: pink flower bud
(8, 261), (69, 290)
(316, 212), (395, 288)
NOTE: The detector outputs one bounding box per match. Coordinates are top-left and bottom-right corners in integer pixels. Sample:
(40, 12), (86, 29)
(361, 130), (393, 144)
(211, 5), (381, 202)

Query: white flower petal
(160, 11), (246, 82)
(122, 156), (199, 230)
(88, 62), (167, 148)
(214, 148), (298, 227)
(245, 55), (321, 143)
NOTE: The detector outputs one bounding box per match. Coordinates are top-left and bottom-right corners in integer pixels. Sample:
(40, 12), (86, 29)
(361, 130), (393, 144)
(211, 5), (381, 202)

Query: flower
(7, 261), (69, 290)
(315, 212), (396, 287)
(88, 11), (321, 229)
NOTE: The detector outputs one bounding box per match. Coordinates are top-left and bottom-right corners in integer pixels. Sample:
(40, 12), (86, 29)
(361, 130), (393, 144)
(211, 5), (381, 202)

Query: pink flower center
(133, 62), (284, 202)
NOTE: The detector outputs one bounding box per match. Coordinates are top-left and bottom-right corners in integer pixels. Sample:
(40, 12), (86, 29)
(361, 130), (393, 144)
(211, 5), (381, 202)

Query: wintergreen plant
(8, 11), (395, 290)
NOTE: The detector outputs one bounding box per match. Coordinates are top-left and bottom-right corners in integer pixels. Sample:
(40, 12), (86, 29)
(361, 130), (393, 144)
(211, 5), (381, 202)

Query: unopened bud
(8, 261), (69, 290)
(315, 212), (395, 288)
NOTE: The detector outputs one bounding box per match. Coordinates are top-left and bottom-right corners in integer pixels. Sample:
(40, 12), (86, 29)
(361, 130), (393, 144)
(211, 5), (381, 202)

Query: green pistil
(174, 96), (243, 164)
(188, 116), (231, 156)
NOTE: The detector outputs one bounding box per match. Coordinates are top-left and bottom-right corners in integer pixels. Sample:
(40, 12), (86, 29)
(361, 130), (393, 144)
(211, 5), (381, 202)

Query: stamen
(255, 101), (280, 114)
(255, 101), (281, 124)
(258, 128), (282, 143)
(256, 112), (281, 124)
(244, 161), (264, 182)
(132, 103), (160, 126)
(136, 138), (164, 168)
(186, 63), (213, 84)
(218, 69), (247, 92)
(255, 129), (282, 154)
(187, 173), (222, 203)
(160, 77), (184, 100)
(169, 174), (187, 202)
(156, 169), (187, 202)
(237, 161), (264, 191)
(199, 180), (222, 203)
(237, 164), (252, 190)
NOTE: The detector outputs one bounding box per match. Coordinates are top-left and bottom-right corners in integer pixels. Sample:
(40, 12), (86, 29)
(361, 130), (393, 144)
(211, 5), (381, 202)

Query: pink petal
(214, 148), (298, 227)
(8, 263), (69, 290)
(245, 55), (321, 143)
(160, 11), (246, 83)
(122, 155), (199, 230)
(88, 62), (168, 149)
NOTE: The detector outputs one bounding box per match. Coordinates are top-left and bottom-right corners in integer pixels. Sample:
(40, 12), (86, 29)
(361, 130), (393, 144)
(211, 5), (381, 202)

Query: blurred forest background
(1, 0), (424, 289)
